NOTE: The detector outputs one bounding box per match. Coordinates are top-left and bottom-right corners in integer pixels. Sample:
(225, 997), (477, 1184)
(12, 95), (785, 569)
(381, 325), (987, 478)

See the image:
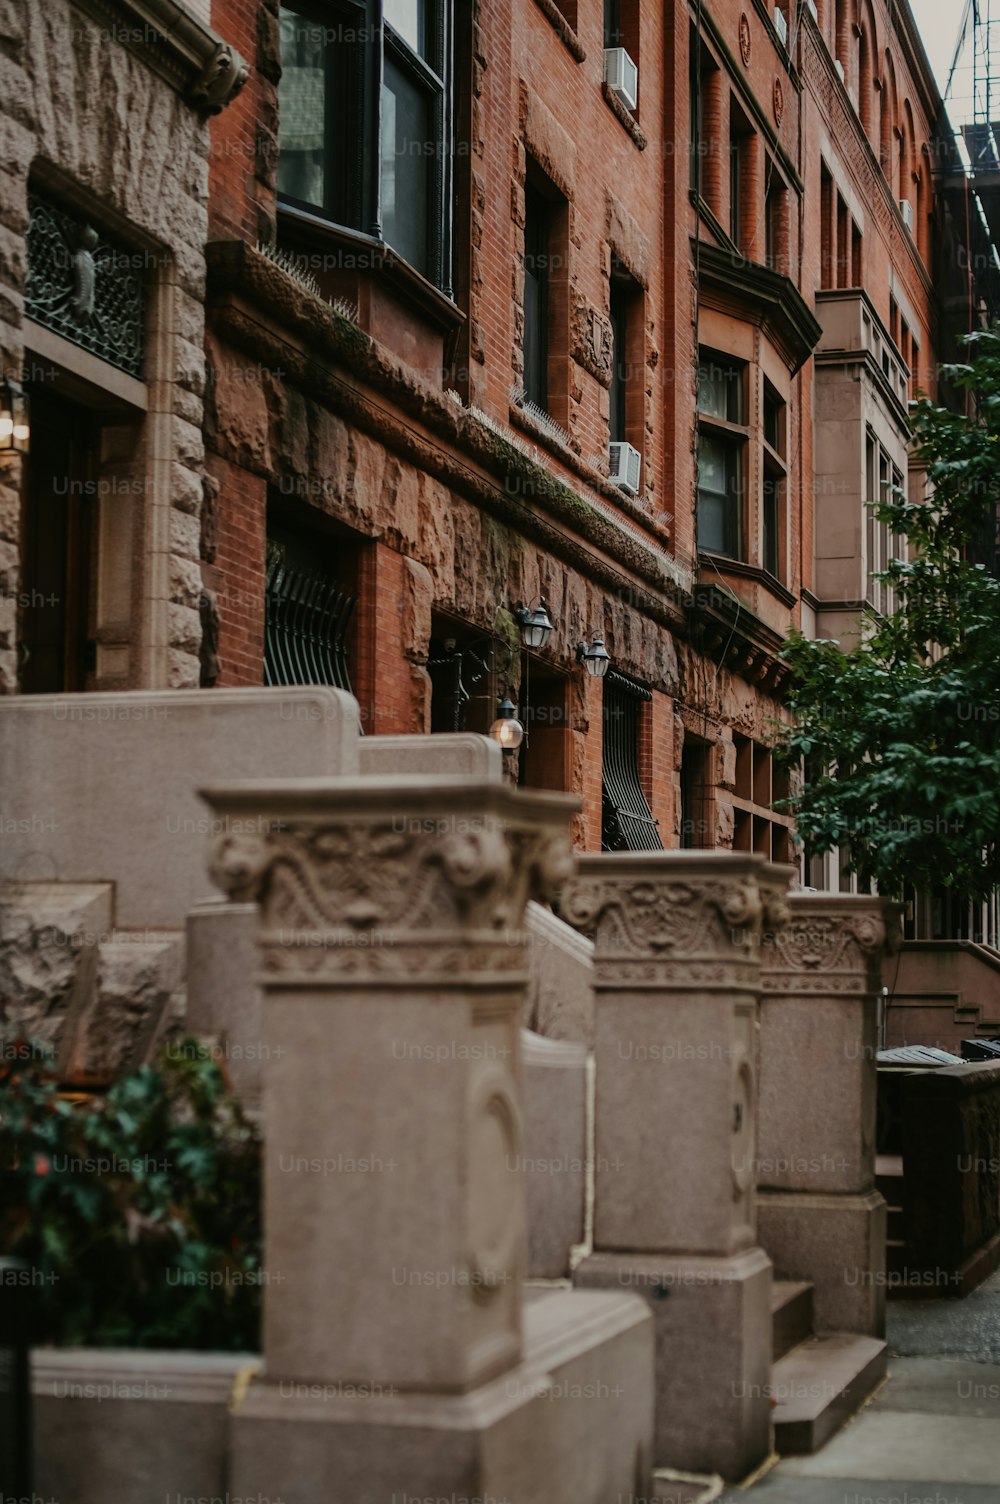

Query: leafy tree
(778, 329), (1000, 903)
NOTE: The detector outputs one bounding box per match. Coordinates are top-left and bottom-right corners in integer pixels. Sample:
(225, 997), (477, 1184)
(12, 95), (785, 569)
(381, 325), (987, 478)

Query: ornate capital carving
(561, 853), (772, 990)
(761, 896), (892, 994)
(203, 783), (577, 984)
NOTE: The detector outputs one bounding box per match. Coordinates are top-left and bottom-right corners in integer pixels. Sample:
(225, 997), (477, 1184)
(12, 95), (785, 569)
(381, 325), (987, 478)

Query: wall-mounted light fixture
(490, 693), (525, 751)
(514, 598), (555, 651)
(0, 377), (30, 454)
(577, 634), (611, 678)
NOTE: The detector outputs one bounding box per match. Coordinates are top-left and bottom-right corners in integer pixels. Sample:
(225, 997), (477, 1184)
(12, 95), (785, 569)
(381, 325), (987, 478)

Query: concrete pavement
(718, 1271), (1000, 1504)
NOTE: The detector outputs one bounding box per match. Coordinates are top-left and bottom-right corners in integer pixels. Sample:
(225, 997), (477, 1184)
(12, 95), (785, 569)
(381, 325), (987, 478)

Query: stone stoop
(770, 1279), (886, 1456)
(0, 880), (183, 1084)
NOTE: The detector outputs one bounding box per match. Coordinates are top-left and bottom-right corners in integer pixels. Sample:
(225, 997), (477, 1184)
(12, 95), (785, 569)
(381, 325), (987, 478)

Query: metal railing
(264, 547), (356, 694)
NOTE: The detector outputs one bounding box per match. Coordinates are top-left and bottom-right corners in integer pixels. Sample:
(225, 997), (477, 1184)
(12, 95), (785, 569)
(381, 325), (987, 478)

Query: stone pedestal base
(757, 1188), (887, 1337)
(229, 1290), (653, 1504)
(573, 1246), (772, 1480)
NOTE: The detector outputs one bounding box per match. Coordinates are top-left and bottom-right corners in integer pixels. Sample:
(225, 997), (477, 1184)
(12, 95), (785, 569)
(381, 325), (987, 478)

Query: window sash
(277, 0), (453, 292)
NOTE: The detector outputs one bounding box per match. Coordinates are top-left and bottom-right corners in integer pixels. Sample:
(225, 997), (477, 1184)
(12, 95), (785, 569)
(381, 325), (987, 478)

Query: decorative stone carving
(761, 900), (890, 993)
(571, 299), (614, 387)
(774, 77), (785, 126)
(206, 782), (577, 984)
(740, 13), (752, 66)
(189, 42), (250, 115)
(561, 855), (767, 990)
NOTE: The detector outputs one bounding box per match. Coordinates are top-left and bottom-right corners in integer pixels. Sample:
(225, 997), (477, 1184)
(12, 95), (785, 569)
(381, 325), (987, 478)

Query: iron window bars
(601, 670), (662, 851)
(264, 540), (356, 694)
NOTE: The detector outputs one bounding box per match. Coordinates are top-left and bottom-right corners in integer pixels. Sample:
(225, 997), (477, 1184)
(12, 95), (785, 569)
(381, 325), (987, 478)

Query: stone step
(771, 1279), (814, 1362)
(650, 1473), (723, 1504)
(771, 1332), (887, 1456)
(62, 931), (185, 1087)
(0, 881), (115, 1065)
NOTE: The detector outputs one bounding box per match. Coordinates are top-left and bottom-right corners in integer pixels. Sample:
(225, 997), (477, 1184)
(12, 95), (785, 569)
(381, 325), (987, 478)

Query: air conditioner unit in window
(609, 441), (642, 497)
(834, 59), (845, 83)
(899, 198), (914, 230)
(774, 7), (788, 46)
(604, 47), (639, 113)
(806, 0), (818, 19)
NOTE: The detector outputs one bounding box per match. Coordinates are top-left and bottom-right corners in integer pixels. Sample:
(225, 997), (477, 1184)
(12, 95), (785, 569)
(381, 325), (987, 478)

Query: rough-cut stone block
(64, 934), (182, 1087)
(0, 882), (112, 1060)
(0, 689), (360, 928)
(523, 1029), (588, 1278)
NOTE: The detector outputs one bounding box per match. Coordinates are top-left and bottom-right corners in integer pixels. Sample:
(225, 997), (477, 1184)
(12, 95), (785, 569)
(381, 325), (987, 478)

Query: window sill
(278, 206), (463, 334)
(699, 552), (797, 609)
(508, 402), (672, 545)
(600, 83), (646, 150)
(530, 0), (586, 62)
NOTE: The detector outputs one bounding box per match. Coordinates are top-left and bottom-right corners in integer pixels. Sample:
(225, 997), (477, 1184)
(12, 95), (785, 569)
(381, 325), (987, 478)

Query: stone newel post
(562, 851), (791, 1481)
(203, 775), (577, 1394)
(757, 894), (895, 1336)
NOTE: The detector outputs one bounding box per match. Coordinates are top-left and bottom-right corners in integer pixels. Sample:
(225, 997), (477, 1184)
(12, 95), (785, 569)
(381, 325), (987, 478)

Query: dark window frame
(697, 350), (747, 562)
(277, 0), (453, 292)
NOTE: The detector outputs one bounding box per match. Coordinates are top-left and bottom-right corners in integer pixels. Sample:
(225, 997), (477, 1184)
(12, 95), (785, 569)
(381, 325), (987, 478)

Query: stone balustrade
(757, 894), (895, 1335)
(199, 773), (654, 1504)
(562, 849), (793, 1481)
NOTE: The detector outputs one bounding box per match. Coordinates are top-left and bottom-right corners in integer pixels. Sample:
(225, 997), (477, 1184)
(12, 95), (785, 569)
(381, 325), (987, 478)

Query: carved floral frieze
(208, 805), (575, 982)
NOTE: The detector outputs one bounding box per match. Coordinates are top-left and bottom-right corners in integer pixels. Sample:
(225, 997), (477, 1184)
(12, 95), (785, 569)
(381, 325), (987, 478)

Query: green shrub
(0, 1036), (262, 1350)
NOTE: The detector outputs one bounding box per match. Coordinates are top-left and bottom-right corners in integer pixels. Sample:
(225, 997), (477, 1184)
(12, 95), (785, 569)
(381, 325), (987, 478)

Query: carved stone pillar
(202, 776), (655, 1504)
(757, 895), (894, 1336)
(562, 851), (790, 1481)
(205, 777), (576, 1390)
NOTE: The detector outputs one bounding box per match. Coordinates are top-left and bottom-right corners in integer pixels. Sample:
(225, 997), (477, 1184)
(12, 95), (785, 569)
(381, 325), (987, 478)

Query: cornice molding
(71, 0), (248, 114)
(695, 241), (823, 374)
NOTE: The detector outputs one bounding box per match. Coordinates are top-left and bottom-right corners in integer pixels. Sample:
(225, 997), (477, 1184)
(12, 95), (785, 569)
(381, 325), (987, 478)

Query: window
(604, 0), (622, 47)
(729, 123), (742, 247)
(523, 185), (551, 410)
(265, 521), (358, 692)
(820, 164), (834, 289)
(277, 0), (452, 288)
(697, 353), (746, 560)
(681, 737), (712, 848)
(602, 672), (662, 852)
(762, 382), (786, 579)
(731, 733), (794, 864)
(764, 162), (787, 274)
(865, 430), (905, 616)
(609, 259), (643, 456)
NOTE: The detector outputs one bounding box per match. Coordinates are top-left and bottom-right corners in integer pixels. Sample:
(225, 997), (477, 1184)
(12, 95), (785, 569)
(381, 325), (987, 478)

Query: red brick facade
(202, 0), (968, 854)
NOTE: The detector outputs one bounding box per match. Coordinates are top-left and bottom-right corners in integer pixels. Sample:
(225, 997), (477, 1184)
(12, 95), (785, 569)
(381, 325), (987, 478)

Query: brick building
(2, 0), (986, 859)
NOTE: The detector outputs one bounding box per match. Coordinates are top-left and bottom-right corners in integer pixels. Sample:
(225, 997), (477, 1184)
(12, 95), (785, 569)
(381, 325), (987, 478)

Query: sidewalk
(719, 1270), (1000, 1504)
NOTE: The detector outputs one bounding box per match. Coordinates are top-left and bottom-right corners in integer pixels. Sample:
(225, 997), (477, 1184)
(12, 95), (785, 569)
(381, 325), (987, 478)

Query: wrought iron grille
(602, 670), (663, 852)
(264, 541), (356, 693)
(25, 194), (146, 378)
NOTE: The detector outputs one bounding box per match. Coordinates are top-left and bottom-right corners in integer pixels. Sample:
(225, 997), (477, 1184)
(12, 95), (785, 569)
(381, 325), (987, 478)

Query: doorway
(19, 390), (96, 693)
